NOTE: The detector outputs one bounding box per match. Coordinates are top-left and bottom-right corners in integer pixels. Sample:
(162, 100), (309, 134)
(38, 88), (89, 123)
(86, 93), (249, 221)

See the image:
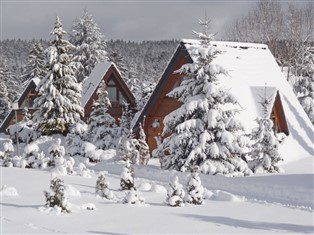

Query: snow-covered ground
(1, 146), (313, 234)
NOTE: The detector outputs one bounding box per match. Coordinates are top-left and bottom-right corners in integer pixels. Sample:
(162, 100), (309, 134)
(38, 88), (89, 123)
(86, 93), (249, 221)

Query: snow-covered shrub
(81, 141), (104, 162)
(21, 143), (50, 169)
(138, 123), (150, 165)
(0, 140), (15, 167)
(95, 172), (114, 200)
(77, 163), (91, 177)
(185, 167), (204, 205)
(7, 119), (37, 144)
(44, 177), (70, 213)
(66, 122), (88, 157)
(166, 176), (185, 207)
(249, 118), (283, 173)
(49, 138), (74, 175)
(120, 159), (135, 190)
(0, 184), (19, 197)
(117, 132), (139, 164)
(123, 188), (145, 205)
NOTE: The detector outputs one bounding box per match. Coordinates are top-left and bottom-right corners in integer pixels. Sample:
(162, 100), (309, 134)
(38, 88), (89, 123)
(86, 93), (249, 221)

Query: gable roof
(0, 78), (41, 133)
(135, 40), (314, 162)
(81, 62), (136, 108)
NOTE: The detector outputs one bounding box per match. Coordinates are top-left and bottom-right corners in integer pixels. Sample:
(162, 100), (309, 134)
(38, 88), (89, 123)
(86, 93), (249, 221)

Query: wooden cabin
(0, 62), (136, 133)
(0, 78), (40, 132)
(133, 40), (293, 153)
(81, 62), (136, 123)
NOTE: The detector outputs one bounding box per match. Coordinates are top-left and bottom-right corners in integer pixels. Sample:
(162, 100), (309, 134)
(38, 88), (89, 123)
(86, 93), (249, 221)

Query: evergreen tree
(95, 172), (114, 199)
(117, 130), (139, 164)
(0, 56), (19, 103)
(249, 91), (283, 173)
(185, 166), (204, 205)
(120, 159), (135, 190)
(0, 80), (10, 123)
(294, 47), (314, 125)
(69, 9), (107, 82)
(20, 42), (46, 85)
(159, 18), (251, 176)
(108, 50), (128, 79)
(87, 80), (116, 149)
(44, 177), (70, 213)
(32, 16), (84, 135)
(166, 175), (185, 207)
(138, 123), (150, 165)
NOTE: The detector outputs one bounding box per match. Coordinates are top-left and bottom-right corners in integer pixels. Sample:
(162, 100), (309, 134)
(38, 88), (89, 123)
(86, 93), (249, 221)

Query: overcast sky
(0, 0), (304, 42)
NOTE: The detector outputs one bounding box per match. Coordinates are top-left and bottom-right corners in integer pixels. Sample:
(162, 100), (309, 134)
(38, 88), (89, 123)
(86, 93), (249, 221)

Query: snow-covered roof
(184, 40), (314, 160)
(17, 77), (41, 104)
(81, 62), (113, 107)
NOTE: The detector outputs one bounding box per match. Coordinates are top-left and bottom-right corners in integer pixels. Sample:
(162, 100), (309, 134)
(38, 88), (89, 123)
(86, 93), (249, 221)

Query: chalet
(0, 78), (40, 132)
(81, 62), (136, 122)
(0, 62), (136, 132)
(133, 40), (314, 161)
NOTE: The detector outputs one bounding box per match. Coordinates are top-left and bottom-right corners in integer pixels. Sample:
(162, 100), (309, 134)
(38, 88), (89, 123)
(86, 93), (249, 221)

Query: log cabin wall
(143, 52), (188, 151)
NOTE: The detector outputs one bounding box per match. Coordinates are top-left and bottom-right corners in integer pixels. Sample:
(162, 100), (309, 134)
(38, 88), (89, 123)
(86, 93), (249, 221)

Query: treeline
(0, 38), (179, 84)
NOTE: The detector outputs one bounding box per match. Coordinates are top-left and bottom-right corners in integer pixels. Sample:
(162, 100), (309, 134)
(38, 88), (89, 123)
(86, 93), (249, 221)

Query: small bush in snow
(120, 159), (135, 190)
(185, 167), (204, 205)
(78, 163), (91, 177)
(0, 140), (15, 167)
(44, 177), (70, 213)
(22, 146), (50, 169)
(49, 138), (74, 175)
(138, 123), (150, 165)
(95, 172), (114, 200)
(117, 131), (139, 164)
(123, 188), (145, 205)
(166, 175), (185, 207)
(66, 122), (87, 157)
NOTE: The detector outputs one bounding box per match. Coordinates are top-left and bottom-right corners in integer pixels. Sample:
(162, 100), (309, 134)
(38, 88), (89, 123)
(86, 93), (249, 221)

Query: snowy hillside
(1, 135), (313, 234)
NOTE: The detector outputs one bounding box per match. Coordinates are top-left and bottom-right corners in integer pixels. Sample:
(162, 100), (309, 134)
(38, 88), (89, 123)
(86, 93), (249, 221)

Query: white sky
(0, 0), (306, 41)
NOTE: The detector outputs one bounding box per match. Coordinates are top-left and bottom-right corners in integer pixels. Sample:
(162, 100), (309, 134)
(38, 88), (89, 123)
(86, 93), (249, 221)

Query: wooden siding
(271, 91), (289, 136)
(143, 52), (187, 151)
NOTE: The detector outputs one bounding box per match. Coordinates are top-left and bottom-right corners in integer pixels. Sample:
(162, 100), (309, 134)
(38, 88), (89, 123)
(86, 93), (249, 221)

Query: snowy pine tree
(166, 175), (185, 207)
(32, 16), (84, 135)
(0, 80), (10, 123)
(120, 159), (135, 190)
(0, 56), (19, 103)
(95, 172), (114, 199)
(160, 18), (251, 176)
(20, 42), (46, 85)
(87, 80), (116, 149)
(69, 9), (107, 83)
(117, 131), (139, 164)
(108, 50), (128, 79)
(44, 177), (70, 213)
(249, 91), (283, 173)
(138, 123), (150, 165)
(185, 166), (204, 205)
(294, 47), (314, 125)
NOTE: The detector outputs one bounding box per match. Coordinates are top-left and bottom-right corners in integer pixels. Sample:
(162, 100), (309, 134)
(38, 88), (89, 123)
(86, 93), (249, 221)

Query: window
(107, 79), (126, 105)
(108, 79), (118, 101)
